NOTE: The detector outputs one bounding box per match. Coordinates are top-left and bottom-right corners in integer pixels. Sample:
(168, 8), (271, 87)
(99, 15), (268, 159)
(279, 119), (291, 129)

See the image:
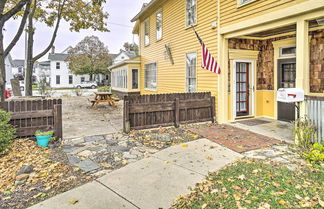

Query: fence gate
(305, 96), (324, 143)
(0, 99), (63, 139)
(123, 92), (215, 132)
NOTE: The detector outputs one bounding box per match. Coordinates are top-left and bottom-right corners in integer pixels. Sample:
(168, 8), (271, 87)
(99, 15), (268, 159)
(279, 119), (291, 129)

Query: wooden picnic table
(90, 92), (119, 108)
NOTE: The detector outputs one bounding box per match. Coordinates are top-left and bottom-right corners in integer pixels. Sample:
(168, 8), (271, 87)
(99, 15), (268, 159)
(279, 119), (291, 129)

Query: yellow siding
(138, 0), (219, 101)
(256, 90), (275, 118)
(220, 0), (308, 27)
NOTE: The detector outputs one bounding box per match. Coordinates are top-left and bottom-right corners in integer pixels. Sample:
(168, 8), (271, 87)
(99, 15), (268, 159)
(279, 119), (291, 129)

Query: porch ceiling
(244, 20), (319, 38)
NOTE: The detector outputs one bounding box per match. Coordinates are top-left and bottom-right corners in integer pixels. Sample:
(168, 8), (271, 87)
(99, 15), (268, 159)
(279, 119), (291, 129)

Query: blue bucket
(36, 135), (51, 147)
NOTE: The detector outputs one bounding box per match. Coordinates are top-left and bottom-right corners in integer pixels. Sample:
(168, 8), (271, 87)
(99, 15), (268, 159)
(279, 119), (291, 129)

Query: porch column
(217, 35), (229, 123)
(296, 19), (309, 116)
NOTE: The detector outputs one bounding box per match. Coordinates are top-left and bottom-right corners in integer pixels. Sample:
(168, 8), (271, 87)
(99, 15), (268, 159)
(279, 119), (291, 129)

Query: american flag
(195, 30), (221, 74)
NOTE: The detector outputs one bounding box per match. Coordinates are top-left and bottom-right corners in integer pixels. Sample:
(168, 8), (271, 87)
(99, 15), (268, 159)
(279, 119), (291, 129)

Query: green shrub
(303, 143), (324, 164)
(0, 110), (16, 155)
(293, 117), (316, 149)
(97, 86), (110, 92)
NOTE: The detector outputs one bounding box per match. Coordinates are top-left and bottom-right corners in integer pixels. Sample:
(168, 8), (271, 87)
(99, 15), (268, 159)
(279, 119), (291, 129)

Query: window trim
(69, 75), (73, 84)
(144, 62), (157, 91)
(111, 69), (128, 89)
(56, 62), (60, 70)
(56, 75), (60, 85)
(237, 0), (257, 8)
(279, 45), (296, 58)
(156, 10), (163, 41)
(185, 52), (197, 92)
(144, 18), (150, 46)
(185, 0), (197, 28)
(131, 69), (139, 90)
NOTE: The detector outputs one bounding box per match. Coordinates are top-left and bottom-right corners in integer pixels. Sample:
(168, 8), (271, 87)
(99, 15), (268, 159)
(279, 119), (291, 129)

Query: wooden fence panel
(123, 92), (215, 132)
(0, 99), (63, 139)
(305, 96), (324, 143)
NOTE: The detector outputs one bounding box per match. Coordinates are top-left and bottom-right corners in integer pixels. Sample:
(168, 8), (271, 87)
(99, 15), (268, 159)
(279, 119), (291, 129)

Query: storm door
(278, 59), (296, 121)
(236, 62), (250, 117)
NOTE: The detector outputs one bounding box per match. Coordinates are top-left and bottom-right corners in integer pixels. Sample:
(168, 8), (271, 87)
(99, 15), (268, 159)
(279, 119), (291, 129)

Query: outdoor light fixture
(316, 17), (324, 26)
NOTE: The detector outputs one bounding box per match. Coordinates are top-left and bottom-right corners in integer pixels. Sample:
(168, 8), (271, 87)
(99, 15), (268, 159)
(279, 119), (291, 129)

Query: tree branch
(2, 0), (30, 22)
(33, 0), (67, 62)
(0, 0), (8, 15)
(4, 0), (31, 57)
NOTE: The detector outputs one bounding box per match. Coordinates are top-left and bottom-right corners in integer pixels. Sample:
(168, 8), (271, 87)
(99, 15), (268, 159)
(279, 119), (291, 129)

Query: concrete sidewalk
(28, 139), (242, 209)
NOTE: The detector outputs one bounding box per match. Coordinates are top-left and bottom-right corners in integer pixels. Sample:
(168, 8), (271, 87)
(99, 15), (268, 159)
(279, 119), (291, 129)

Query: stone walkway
(243, 143), (305, 171)
(62, 133), (160, 176)
(28, 139), (243, 209)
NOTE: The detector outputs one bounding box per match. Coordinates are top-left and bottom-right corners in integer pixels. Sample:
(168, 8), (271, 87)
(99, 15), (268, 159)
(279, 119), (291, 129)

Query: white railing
(305, 96), (324, 143)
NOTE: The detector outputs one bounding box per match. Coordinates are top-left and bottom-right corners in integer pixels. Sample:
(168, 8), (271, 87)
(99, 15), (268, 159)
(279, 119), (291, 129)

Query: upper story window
(186, 0), (197, 27)
(144, 18), (150, 46)
(56, 62), (60, 69)
(156, 11), (162, 41)
(18, 67), (23, 73)
(239, 0), (255, 6)
(145, 63), (157, 90)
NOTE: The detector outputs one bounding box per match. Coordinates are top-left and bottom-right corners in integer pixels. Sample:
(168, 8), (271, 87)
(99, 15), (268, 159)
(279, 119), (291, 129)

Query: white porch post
(217, 35), (229, 123)
(296, 18), (309, 117)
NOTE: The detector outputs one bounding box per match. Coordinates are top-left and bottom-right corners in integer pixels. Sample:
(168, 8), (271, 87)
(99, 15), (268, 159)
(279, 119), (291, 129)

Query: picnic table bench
(89, 92), (120, 108)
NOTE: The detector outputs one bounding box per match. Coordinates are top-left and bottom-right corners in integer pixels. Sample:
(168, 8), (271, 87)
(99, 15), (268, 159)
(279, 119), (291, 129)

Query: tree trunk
(25, 1), (35, 96)
(0, 28), (6, 102)
(90, 74), (93, 81)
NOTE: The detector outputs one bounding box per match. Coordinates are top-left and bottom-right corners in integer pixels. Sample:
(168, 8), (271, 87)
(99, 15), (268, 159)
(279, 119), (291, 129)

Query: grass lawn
(171, 160), (324, 209)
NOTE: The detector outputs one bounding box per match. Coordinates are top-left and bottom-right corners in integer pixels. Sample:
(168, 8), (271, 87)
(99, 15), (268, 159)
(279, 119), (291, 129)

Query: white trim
(185, 0), (197, 28)
(144, 62), (158, 91)
(185, 52), (197, 92)
(233, 59), (255, 120)
(109, 60), (140, 70)
(156, 10), (163, 41)
(144, 18), (150, 46)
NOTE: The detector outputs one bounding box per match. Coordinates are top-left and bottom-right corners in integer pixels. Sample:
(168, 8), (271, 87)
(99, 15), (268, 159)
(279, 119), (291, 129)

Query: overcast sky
(4, 0), (148, 61)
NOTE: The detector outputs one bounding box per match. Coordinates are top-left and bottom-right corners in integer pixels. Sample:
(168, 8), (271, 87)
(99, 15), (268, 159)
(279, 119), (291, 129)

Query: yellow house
(113, 0), (324, 124)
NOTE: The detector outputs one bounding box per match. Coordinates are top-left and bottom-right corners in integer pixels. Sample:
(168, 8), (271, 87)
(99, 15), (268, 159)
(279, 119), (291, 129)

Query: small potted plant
(35, 130), (54, 147)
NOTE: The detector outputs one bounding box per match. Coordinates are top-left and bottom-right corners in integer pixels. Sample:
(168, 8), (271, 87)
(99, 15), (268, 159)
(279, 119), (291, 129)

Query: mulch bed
(0, 139), (93, 209)
(188, 124), (283, 153)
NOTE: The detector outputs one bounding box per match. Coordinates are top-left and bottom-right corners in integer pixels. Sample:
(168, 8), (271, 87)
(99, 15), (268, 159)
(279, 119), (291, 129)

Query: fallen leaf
(258, 202), (270, 209)
(278, 200), (286, 205)
(319, 199), (324, 207)
(233, 193), (242, 201)
(163, 161), (169, 164)
(238, 174), (245, 180)
(206, 156), (213, 160)
(201, 203), (208, 209)
(68, 200), (79, 205)
(182, 144), (188, 147)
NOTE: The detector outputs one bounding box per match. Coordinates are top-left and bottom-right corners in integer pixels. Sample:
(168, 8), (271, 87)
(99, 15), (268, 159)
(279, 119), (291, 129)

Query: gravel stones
(17, 164), (33, 175)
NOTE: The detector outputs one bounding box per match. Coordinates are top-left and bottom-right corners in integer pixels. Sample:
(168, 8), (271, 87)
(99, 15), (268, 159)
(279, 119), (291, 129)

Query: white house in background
(11, 59), (25, 77)
(34, 61), (51, 83)
(113, 50), (137, 64)
(5, 54), (14, 84)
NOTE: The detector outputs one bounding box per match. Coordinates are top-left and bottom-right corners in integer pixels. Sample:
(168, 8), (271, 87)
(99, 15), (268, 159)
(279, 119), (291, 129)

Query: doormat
(237, 119), (271, 126)
(187, 124), (283, 153)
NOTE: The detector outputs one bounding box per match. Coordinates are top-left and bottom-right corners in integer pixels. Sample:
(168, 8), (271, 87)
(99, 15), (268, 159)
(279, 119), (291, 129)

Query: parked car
(75, 81), (98, 89)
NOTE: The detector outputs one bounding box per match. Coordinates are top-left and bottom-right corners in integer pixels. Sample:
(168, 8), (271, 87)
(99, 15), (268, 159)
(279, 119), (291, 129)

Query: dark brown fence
(0, 99), (62, 139)
(123, 92), (215, 132)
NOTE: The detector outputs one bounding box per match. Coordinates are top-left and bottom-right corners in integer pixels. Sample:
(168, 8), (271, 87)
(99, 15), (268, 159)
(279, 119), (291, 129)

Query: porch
(218, 8), (324, 126)
(229, 117), (294, 144)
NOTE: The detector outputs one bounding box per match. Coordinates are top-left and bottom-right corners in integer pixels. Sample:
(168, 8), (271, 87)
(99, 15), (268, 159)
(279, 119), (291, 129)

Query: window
(144, 19), (150, 46)
(156, 11), (162, 41)
(239, 0), (255, 6)
(69, 75), (73, 84)
(186, 0), (196, 27)
(111, 69), (128, 89)
(280, 46), (296, 57)
(56, 75), (60, 85)
(186, 53), (197, 92)
(56, 62), (60, 69)
(18, 67), (22, 73)
(132, 69), (139, 89)
(81, 77), (85, 82)
(145, 63), (157, 90)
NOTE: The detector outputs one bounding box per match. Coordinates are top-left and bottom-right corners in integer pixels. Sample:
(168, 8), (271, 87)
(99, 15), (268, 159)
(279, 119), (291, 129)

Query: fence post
(211, 96), (216, 123)
(174, 98), (180, 128)
(123, 100), (130, 133)
(54, 104), (63, 140)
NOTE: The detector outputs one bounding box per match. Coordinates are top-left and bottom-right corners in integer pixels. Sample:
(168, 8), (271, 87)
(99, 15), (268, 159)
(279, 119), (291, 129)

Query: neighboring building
(113, 50), (137, 64)
(111, 0), (324, 124)
(12, 59), (25, 78)
(5, 54), (14, 85)
(34, 61), (51, 84)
